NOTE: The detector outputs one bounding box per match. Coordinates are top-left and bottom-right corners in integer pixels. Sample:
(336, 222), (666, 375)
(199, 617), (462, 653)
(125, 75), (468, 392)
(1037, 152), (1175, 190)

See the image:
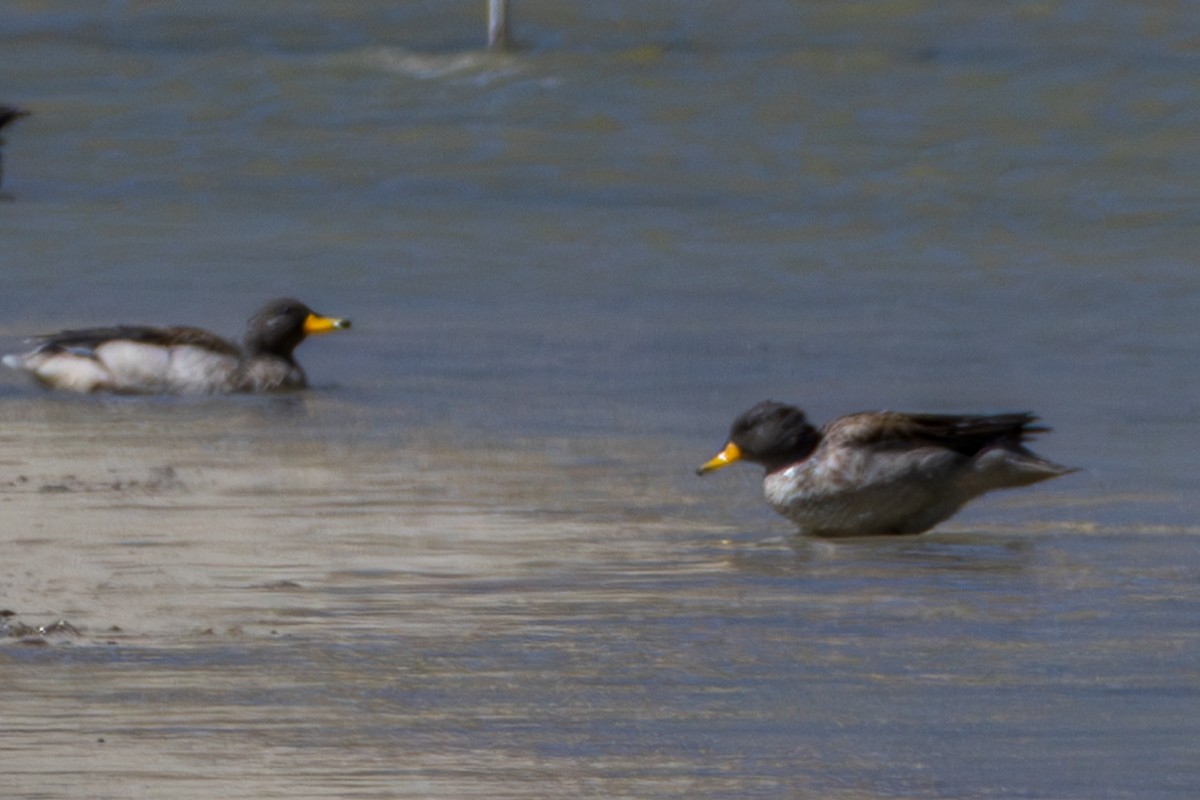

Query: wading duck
(3, 298), (350, 394)
(697, 400), (1074, 537)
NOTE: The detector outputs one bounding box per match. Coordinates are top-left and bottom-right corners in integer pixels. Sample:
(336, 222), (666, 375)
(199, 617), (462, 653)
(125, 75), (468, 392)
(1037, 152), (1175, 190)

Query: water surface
(2, 1), (1199, 797)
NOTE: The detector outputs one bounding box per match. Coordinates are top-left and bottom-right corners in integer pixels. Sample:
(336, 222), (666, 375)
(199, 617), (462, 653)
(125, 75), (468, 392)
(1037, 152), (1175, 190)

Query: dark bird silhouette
(0, 106), (30, 190)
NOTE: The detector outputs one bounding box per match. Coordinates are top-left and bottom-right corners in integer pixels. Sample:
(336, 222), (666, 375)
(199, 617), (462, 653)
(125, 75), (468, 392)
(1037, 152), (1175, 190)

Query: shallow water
(2, 1), (1200, 797)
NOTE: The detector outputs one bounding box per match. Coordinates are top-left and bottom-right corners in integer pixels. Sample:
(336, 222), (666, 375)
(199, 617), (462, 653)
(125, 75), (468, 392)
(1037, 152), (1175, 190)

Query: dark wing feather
(825, 411), (1046, 457)
(33, 325), (240, 358)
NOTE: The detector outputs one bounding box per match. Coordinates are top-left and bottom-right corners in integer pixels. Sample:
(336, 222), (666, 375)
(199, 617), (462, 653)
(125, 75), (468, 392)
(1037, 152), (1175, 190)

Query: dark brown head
(243, 298), (351, 359)
(697, 401), (822, 475)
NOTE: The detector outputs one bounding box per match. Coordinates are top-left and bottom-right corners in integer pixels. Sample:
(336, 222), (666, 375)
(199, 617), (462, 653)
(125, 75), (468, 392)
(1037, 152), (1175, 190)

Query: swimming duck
(3, 298), (350, 394)
(697, 401), (1074, 537)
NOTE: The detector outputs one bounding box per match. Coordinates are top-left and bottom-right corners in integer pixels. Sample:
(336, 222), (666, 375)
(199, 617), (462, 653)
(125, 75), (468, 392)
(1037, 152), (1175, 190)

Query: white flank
(20, 352), (114, 393)
(165, 346), (239, 394)
(92, 341), (172, 392)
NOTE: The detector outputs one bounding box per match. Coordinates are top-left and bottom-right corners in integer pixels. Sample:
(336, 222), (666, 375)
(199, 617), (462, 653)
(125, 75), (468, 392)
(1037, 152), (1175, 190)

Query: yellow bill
(304, 313), (352, 335)
(696, 442), (742, 475)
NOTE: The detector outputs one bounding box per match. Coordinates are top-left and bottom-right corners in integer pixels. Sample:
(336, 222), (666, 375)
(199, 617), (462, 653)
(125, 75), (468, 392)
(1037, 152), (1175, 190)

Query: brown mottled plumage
(698, 401), (1075, 537)
(3, 298), (350, 395)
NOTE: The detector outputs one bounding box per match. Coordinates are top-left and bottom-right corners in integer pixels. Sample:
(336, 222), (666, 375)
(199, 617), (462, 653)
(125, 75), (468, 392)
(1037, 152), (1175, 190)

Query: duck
(3, 298), (350, 394)
(697, 400), (1075, 537)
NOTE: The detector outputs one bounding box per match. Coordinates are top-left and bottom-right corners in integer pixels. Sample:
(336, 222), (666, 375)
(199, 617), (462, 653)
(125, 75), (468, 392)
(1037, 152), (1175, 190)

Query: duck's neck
(760, 430), (822, 475)
(242, 335), (300, 363)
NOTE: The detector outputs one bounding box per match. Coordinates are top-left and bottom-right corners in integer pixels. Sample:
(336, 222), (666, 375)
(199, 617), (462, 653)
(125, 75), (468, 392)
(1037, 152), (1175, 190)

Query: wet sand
(3, 396), (1196, 799)
(0, 397), (691, 639)
(0, 397), (744, 798)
